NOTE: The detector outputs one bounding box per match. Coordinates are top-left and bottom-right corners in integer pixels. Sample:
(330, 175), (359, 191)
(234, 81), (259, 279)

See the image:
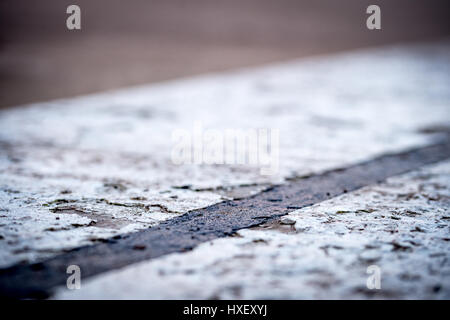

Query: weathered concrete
(1, 141), (449, 298)
(55, 160), (450, 299)
(1, 41), (449, 270)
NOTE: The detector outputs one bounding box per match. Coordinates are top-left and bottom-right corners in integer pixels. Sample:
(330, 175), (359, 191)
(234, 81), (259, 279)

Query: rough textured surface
(55, 160), (450, 299)
(1, 41), (450, 269)
(1, 142), (448, 299)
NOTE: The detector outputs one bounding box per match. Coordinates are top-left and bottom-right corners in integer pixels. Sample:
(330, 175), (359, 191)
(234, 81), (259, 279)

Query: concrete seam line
(1, 140), (449, 299)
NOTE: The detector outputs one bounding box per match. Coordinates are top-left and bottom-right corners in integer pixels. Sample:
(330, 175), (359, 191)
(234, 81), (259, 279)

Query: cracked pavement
(0, 40), (449, 298)
(55, 160), (450, 299)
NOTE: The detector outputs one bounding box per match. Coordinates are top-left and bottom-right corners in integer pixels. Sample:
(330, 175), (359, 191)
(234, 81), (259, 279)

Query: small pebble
(280, 218), (296, 225)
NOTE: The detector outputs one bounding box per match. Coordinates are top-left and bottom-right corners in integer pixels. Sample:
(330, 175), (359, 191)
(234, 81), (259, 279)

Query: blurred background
(1, 0), (449, 108)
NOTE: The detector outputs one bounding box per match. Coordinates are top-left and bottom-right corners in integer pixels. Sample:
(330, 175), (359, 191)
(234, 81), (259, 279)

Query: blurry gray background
(1, 0), (449, 108)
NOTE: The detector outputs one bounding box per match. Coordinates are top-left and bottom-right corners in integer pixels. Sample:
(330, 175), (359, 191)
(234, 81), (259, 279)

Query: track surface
(1, 140), (449, 299)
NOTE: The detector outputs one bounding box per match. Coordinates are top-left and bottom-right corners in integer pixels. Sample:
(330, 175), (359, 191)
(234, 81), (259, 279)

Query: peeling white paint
(55, 160), (450, 299)
(1, 40), (450, 268)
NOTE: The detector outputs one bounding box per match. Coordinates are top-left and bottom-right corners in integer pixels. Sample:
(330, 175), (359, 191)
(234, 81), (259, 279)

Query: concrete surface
(55, 160), (450, 299)
(0, 40), (449, 270)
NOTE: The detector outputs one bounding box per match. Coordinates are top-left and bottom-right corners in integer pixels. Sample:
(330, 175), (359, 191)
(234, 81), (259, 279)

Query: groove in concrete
(1, 140), (450, 299)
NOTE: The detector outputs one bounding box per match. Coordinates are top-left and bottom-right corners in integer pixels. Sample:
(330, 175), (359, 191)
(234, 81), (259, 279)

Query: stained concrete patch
(1, 41), (450, 268)
(54, 160), (450, 299)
